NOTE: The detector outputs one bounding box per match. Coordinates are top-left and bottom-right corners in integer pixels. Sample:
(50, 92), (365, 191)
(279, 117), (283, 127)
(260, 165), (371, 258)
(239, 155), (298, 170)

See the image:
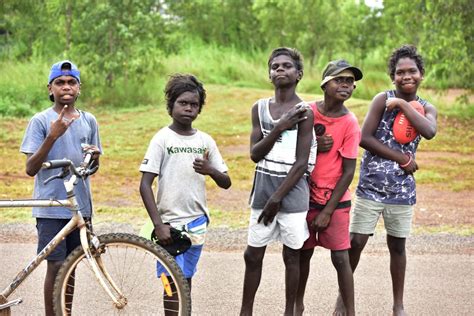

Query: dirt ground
(207, 148), (474, 228)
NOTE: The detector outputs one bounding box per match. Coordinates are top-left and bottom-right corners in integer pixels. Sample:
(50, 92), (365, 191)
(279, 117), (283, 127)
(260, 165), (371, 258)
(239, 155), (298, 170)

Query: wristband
(399, 153), (412, 168)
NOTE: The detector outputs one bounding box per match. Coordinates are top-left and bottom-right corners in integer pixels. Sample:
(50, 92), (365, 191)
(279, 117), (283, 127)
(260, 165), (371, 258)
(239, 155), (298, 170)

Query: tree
(253, 0), (346, 66)
(381, 0), (473, 88)
(69, 0), (168, 86)
(165, 0), (262, 50)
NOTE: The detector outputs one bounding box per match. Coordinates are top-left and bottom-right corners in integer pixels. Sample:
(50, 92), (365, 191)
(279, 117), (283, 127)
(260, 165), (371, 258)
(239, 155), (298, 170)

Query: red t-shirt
(309, 102), (361, 205)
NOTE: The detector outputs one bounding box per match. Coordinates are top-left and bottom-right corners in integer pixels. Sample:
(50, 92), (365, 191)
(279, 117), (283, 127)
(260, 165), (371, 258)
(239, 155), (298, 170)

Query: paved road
(1, 241), (472, 315)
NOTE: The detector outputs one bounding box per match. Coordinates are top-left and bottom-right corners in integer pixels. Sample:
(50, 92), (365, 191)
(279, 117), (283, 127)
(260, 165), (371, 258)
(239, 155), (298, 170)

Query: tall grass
(0, 60), (50, 116)
(0, 42), (472, 118)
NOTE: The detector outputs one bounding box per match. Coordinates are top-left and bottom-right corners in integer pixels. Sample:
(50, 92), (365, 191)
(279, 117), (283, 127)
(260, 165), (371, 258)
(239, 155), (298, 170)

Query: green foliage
(166, 0), (262, 50)
(253, 0), (345, 65)
(380, 0), (473, 89)
(0, 0), (472, 116)
(162, 41), (270, 88)
(0, 60), (49, 116)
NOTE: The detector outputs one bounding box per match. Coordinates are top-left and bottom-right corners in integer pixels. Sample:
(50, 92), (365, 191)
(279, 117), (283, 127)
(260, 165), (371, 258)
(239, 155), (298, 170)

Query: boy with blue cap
(20, 60), (102, 315)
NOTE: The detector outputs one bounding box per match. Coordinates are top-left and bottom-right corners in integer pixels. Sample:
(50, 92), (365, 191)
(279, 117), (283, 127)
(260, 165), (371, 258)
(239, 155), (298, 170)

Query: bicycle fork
(79, 227), (128, 309)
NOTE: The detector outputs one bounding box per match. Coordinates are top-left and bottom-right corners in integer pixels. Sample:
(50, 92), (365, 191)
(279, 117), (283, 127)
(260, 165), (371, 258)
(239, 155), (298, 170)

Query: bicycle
(0, 150), (191, 315)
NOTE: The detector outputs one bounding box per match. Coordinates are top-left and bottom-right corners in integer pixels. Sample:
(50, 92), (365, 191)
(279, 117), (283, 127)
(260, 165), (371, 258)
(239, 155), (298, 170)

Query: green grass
(209, 209), (250, 230)
(0, 208), (33, 223)
(412, 225), (474, 236)
(0, 85), (472, 235)
(1, 43), (472, 119)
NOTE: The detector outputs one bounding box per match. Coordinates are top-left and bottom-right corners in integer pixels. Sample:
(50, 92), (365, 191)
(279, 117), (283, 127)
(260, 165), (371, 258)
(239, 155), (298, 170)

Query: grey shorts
(350, 197), (414, 238)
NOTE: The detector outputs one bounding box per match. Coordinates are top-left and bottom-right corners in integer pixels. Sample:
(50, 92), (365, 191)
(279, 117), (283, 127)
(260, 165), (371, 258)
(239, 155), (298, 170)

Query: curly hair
(267, 47), (304, 72)
(388, 45), (425, 80)
(165, 74), (206, 114)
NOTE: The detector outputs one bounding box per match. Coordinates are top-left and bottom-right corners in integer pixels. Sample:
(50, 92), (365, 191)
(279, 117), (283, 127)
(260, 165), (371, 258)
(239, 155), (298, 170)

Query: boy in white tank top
(240, 47), (316, 316)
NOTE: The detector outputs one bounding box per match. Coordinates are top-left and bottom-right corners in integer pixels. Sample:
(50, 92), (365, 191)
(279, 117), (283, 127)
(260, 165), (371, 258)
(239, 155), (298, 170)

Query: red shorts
(302, 206), (351, 251)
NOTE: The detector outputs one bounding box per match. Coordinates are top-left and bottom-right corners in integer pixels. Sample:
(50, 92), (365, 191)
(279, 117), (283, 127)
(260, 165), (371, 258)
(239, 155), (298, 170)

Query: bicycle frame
(0, 173), (126, 310)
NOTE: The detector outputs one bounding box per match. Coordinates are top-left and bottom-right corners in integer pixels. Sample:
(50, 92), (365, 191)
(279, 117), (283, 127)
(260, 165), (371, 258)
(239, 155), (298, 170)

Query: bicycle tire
(0, 296), (11, 316)
(53, 233), (191, 315)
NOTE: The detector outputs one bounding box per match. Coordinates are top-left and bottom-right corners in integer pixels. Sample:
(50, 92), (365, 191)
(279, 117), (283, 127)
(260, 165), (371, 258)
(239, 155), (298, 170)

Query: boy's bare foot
(393, 305), (407, 316)
(333, 294), (346, 316)
(294, 302), (305, 316)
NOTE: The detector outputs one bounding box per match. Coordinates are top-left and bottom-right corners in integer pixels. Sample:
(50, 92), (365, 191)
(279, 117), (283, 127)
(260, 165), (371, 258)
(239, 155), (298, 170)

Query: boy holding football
(336, 45), (438, 316)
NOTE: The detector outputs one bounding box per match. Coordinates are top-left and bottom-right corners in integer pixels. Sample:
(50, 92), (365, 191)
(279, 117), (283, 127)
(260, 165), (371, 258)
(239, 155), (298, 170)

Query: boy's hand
(82, 144), (101, 160)
(49, 105), (75, 140)
(386, 97), (409, 112)
(277, 104), (309, 131)
(311, 210), (331, 231)
(193, 149), (212, 175)
(399, 153), (419, 175)
(258, 198), (281, 226)
(317, 134), (333, 153)
(154, 224), (173, 245)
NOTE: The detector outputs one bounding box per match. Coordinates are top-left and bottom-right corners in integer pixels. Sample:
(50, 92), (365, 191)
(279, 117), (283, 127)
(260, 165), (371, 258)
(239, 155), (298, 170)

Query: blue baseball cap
(48, 60), (81, 84)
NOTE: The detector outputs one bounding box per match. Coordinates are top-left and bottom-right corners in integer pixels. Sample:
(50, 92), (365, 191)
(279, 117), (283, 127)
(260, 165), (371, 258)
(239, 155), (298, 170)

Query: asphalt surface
(0, 229), (473, 315)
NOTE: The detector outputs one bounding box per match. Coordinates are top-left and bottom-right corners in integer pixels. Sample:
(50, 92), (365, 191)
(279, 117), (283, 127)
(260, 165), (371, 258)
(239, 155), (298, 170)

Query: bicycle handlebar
(42, 159), (73, 170)
(42, 149), (99, 184)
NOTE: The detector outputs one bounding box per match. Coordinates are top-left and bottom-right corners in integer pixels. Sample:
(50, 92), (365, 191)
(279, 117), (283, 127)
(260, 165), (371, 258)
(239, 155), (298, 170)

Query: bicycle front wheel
(53, 233), (191, 315)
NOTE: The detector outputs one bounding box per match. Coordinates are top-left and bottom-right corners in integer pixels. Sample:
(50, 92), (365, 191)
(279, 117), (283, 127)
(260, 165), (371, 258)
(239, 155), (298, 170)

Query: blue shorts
(157, 215), (208, 279)
(36, 218), (90, 261)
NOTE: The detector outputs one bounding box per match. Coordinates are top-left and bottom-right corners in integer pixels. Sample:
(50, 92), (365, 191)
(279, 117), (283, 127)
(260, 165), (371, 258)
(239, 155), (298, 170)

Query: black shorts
(36, 218), (90, 261)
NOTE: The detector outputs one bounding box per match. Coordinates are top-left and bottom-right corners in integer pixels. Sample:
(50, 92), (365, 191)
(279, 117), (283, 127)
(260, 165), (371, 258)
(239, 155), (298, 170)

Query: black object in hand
(151, 225), (192, 256)
(314, 123), (326, 136)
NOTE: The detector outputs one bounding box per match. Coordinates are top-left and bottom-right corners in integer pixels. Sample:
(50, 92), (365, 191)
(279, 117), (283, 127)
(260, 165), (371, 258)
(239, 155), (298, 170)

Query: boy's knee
(331, 250), (349, 268)
(387, 236), (406, 256)
(300, 248), (314, 262)
(388, 243), (406, 256)
(243, 247), (264, 267)
(350, 233), (368, 251)
(282, 246), (300, 266)
(47, 260), (63, 273)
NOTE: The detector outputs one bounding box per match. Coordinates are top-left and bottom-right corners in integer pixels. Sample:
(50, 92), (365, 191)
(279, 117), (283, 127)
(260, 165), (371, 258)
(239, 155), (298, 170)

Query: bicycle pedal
(0, 298), (22, 310)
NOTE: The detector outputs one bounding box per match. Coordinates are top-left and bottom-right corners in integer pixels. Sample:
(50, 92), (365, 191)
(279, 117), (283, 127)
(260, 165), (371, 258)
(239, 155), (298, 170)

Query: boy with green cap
(296, 59), (363, 316)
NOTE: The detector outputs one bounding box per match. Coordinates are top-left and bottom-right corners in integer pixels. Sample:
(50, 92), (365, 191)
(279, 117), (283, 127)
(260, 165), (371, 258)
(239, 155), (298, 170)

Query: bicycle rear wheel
(53, 233), (191, 315)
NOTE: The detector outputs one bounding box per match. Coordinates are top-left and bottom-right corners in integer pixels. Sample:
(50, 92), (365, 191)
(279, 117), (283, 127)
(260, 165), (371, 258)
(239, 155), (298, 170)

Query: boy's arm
(250, 103), (309, 163)
(193, 150), (231, 189)
(139, 172), (172, 245)
(386, 98), (438, 139)
(209, 171), (231, 189)
(311, 157), (356, 231)
(258, 108), (314, 226)
(25, 106), (75, 176)
(249, 103), (265, 162)
(360, 93), (418, 174)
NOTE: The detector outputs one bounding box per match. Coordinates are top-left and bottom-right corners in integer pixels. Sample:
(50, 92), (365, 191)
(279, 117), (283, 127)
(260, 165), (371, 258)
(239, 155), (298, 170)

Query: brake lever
(43, 166), (70, 184)
(87, 165), (99, 176)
